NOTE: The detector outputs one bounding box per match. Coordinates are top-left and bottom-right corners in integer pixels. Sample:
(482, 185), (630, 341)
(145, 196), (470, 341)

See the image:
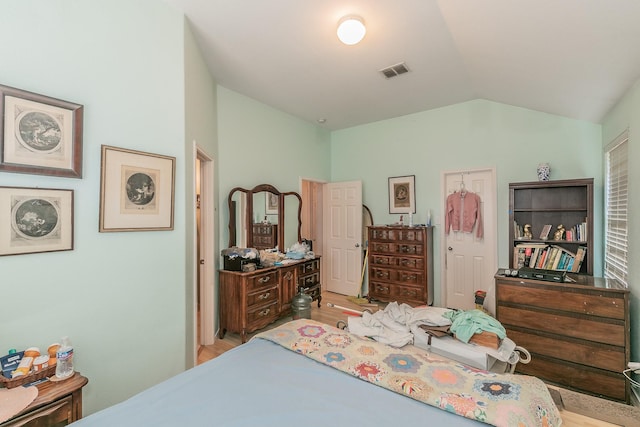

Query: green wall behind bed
(329, 99), (603, 303)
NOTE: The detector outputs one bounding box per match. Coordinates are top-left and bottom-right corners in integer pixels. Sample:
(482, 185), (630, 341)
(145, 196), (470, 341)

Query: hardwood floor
(197, 291), (628, 427)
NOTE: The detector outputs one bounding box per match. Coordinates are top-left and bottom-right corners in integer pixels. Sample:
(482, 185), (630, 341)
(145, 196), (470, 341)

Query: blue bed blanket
(72, 326), (486, 426)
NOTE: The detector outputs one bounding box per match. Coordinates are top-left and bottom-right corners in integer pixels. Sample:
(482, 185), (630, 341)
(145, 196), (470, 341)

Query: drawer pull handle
(258, 308), (270, 317)
(258, 292), (270, 300)
(258, 276), (271, 283)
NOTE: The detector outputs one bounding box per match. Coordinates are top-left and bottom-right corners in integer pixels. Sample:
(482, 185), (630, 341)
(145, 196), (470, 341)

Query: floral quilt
(254, 319), (561, 427)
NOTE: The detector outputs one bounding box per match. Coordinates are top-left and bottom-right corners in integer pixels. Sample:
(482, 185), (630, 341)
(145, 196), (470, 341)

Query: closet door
(442, 169), (497, 313)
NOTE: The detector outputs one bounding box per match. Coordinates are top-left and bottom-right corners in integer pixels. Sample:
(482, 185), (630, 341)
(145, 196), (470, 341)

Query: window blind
(604, 131), (629, 286)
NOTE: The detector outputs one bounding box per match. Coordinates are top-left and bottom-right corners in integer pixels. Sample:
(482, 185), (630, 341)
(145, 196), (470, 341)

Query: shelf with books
(513, 243), (587, 273)
(509, 178), (593, 275)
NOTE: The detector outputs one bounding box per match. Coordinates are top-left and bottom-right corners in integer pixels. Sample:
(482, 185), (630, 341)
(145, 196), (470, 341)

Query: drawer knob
(258, 308), (271, 317)
(258, 276), (271, 283)
(258, 292), (270, 300)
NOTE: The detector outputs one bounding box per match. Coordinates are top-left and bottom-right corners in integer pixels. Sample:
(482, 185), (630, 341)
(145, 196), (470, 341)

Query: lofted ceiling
(164, 0), (640, 130)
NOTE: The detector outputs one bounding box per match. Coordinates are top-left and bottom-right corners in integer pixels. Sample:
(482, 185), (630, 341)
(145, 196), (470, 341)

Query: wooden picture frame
(265, 192), (279, 215)
(0, 186), (74, 256)
(388, 175), (415, 214)
(0, 84), (83, 178)
(99, 145), (176, 232)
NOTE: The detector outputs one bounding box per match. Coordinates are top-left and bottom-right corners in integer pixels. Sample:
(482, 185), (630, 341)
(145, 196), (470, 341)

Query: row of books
(513, 243), (587, 272)
(513, 221), (588, 241)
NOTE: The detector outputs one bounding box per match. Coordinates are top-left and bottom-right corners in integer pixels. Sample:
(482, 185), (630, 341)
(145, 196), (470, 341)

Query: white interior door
(323, 180), (362, 296)
(442, 169), (497, 313)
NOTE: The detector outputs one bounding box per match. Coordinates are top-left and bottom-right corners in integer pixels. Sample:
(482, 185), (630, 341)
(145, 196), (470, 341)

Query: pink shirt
(445, 191), (484, 238)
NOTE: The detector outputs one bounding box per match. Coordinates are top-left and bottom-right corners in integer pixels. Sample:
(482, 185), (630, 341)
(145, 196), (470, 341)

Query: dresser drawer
(497, 282), (626, 319)
(298, 259), (320, 275)
(370, 242), (423, 256)
(3, 396), (72, 427)
(369, 281), (424, 302)
(370, 267), (424, 286)
(370, 255), (424, 270)
(247, 271), (277, 291)
(246, 284), (278, 308)
(247, 300), (279, 327)
(516, 355), (627, 402)
(498, 306), (625, 347)
(506, 328), (626, 372)
(298, 272), (320, 290)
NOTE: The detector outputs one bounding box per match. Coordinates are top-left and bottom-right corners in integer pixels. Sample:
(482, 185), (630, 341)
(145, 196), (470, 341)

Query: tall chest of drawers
(367, 225), (433, 306)
(252, 224), (277, 250)
(495, 273), (630, 402)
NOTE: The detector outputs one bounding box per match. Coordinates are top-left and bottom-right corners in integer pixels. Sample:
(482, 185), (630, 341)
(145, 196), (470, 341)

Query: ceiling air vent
(380, 62), (410, 79)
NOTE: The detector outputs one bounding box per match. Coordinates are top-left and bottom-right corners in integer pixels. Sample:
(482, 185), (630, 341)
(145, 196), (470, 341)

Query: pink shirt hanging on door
(445, 191), (484, 238)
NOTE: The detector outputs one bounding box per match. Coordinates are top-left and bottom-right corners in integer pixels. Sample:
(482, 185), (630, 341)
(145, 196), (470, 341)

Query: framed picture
(0, 186), (74, 256)
(265, 192), (279, 215)
(388, 175), (415, 214)
(0, 84), (83, 178)
(99, 145), (176, 232)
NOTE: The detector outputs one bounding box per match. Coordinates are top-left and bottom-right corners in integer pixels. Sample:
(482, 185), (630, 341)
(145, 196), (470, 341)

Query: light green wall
(216, 86), (332, 251)
(331, 99), (603, 303)
(182, 17), (219, 366)
(601, 79), (640, 365)
(0, 0), (187, 415)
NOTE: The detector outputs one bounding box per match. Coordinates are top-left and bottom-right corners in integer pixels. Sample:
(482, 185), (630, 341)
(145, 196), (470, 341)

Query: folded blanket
(255, 319), (561, 427)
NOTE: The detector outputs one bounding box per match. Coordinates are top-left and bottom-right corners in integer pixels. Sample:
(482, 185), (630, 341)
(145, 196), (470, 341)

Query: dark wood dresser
(495, 272), (630, 402)
(219, 257), (321, 343)
(367, 225), (434, 306)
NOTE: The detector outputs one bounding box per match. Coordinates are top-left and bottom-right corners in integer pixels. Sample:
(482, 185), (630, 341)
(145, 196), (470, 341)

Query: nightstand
(1, 373), (88, 426)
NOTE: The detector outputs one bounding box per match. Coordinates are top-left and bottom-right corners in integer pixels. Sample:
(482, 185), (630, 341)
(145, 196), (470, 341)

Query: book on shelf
(539, 224), (552, 240)
(571, 246), (587, 273)
(513, 243), (583, 272)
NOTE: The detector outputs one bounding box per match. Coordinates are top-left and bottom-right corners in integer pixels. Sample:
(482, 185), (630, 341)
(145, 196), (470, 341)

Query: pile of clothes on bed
(346, 302), (528, 373)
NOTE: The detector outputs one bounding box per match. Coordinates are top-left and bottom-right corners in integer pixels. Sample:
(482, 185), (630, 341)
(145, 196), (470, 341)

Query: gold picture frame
(0, 186), (74, 256)
(0, 84), (83, 178)
(99, 145), (176, 232)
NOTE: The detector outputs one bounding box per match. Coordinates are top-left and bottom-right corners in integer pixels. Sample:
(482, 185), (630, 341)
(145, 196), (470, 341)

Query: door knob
(448, 247), (453, 251)
(355, 243), (360, 248)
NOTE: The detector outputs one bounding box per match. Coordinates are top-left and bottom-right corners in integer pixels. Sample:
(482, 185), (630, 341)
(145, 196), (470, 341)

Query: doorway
(322, 180), (363, 296)
(300, 178), (325, 254)
(441, 168), (497, 313)
(196, 147), (215, 351)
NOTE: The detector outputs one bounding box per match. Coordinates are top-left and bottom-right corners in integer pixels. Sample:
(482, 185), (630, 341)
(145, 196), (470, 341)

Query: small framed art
(0, 186), (74, 256)
(99, 145), (176, 232)
(265, 192), (279, 215)
(388, 175), (415, 214)
(0, 84), (83, 178)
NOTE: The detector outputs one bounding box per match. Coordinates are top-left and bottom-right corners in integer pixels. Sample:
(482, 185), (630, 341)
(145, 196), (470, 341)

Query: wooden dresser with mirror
(220, 183), (321, 342)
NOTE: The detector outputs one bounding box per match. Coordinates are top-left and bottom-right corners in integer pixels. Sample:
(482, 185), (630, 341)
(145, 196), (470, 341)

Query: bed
(73, 319), (561, 427)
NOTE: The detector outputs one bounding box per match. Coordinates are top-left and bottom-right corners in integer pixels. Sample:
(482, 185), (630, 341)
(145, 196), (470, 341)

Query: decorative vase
(537, 163), (550, 181)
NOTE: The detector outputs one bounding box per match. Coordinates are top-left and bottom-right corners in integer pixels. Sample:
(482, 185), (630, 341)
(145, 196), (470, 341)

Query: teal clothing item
(443, 309), (506, 343)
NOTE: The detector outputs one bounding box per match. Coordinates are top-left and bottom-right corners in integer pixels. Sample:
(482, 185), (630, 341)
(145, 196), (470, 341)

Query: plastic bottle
(55, 336), (74, 379)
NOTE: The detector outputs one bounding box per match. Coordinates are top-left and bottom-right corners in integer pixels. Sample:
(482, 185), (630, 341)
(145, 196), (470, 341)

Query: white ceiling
(164, 0), (640, 131)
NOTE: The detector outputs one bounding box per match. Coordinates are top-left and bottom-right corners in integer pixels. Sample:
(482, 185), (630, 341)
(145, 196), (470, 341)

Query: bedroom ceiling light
(337, 16), (366, 45)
